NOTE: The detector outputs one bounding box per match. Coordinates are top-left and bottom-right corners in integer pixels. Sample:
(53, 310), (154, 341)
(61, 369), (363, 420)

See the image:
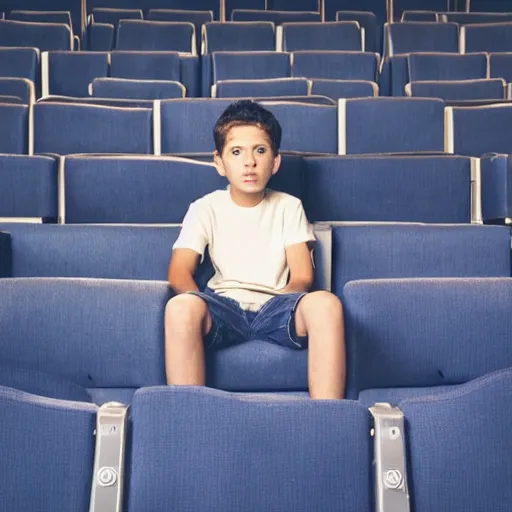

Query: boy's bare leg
(164, 294), (212, 386)
(294, 291), (345, 399)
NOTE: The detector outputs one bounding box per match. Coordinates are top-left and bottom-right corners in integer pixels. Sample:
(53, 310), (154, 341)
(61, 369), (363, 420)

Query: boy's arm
(281, 242), (314, 294)
(168, 248), (202, 294)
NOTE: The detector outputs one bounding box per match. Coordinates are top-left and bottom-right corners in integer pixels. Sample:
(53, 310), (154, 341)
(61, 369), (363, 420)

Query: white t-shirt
(173, 187), (316, 311)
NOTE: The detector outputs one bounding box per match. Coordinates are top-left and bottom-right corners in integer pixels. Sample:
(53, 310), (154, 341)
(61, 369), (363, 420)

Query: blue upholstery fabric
(390, 0), (446, 21)
(215, 78), (309, 98)
(291, 50), (379, 81)
(385, 22), (459, 57)
(64, 156), (226, 223)
(203, 22), (276, 52)
(0, 95), (22, 104)
(282, 21), (363, 51)
(444, 12), (512, 24)
(231, 9), (321, 23)
(91, 77), (184, 99)
(33, 102), (153, 154)
(407, 79), (506, 100)
(116, 20), (194, 52)
(344, 278), (512, 398)
(8, 10), (72, 26)
(335, 11), (379, 53)
(212, 51), (290, 82)
(463, 22), (512, 53)
(325, 0), (387, 26)
(379, 54), (408, 96)
(0, 155), (57, 218)
(303, 155), (471, 223)
(0, 385), (96, 512)
(0, 278), (170, 389)
(449, 104), (512, 157)
(92, 7), (143, 24)
(86, 22), (114, 51)
(408, 52), (488, 81)
(480, 153), (512, 222)
(310, 79), (377, 100)
(110, 50), (181, 81)
(357, 384), (459, 407)
(489, 52), (512, 83)
(46, 51), (109, 97)
(332, 224), (511, 300)
(37, 95), (155, 108)
(0, 47), (39, 84)
(127, 387), (371, 512)
(400, 367), (512, 512)
(401, 10), (439, 21)
(0, 77), (33, 104)
(269, 0), (318, 9)
(0, 232), (12, 277)
(342, 97), (445, 154)
(0, 19), (72, 51)
(0, 104), (28, 154)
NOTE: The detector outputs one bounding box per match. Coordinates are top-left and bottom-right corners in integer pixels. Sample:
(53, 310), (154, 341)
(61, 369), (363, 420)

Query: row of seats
(0, 153), (486, 224)
(5, 363), (512, 511)
(2, 97), (512, 158)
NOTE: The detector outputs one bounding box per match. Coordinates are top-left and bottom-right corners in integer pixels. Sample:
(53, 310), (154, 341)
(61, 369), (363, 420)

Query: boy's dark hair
(213, 100), (282, 156)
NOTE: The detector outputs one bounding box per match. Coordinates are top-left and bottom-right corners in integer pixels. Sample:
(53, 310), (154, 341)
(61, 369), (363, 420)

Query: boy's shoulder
(191, 188), (229, 209)
(265, 189), (304, 209)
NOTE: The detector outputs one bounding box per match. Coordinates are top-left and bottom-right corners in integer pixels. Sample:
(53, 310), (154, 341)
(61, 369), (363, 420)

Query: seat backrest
(400, 10), (439, 21)
(310, 79), (377, 100)
(8, 10), (72, 26)
(203, 22), (275, 53)
(90, 77), (185, 100)
(335, 11), (379, 52)
(110, 50), (181, 81)
(461, 22), (512, 53)
(116, 20), (195, 53)
(489, 51), (512, 82)
(144, 0), (221, 21)
(339, 97), (445, 154)
(0, 19), (72, 51)
(0, 154), (57, 219)
(214, 77), (310, 98)
(304, 155), (471, 223)
(445, 104), (512, 157)
(445, 11), (512, 24)
(92, 7), (143, 24)
(127, 387), (371, 512)
(291, 50), (379, 81)
(0, 77), (34, 104)
(86, 21), (115, 51)
(33, 102), (153, 155)
(0, 103), (29, 154)
(281, 21), (363, 51)
(407, 52), (488, 81)
(231, 9), (321, 23)
(0, 385), (96, 511)
(42, 51), (109, 97)
(212, 51), (290, 82)
(385, 21), (459, 57)
(400, 367), (512, 512)
(406, 78), (506, 100)
(0, 47), (39, 84)
(344, 277), (512, 397)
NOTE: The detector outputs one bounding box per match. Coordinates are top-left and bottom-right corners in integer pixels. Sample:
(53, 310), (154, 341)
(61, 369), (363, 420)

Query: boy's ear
(213, 150), (226, 177)
(271, 153), (281, 176)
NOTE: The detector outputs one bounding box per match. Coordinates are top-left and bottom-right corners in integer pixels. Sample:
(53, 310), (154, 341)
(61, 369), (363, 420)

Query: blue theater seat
(461, 22), (512, 53)
(405, 78), (506, 100)
(401, 10), (439, 21)
(110, 50), (181, 81)
(214, 77), (310, 98)
(0, 77), (34, 104)
(85, 21), (114, 51)
(480, 153), (512, 223)
(91, 7), (143, 24)
(90, 77), (185, 99)
(7, 10), (72, 26)
(0, 47), (39, 85)
(407, 52), (488, 81)
(202, 22), (276, 53)
(0, 19), (72, 51)
(489, 52), (512, 83)
(0, 103), (29, 154)
(310, 79), (377, 100)
(231, 9), (321, 23)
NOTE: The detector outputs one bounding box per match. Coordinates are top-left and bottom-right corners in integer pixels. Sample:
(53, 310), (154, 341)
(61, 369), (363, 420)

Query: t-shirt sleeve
(172, 201), (209, 257)
(283, 198), (316, 248)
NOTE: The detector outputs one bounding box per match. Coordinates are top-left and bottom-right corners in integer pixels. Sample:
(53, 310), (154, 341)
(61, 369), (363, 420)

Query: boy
(165, 100), (345, 399)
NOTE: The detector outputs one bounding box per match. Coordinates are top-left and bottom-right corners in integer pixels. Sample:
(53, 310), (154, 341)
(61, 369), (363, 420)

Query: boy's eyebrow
(225, 141), (271, 149)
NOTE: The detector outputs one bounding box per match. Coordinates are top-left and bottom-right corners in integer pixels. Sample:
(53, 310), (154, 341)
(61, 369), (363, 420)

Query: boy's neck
(229, 186), (266, 208)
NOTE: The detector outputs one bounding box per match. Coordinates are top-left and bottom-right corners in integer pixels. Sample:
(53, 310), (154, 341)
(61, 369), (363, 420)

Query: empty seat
(0, 47), (39, 84)
(385, 22), (459, 57)
(41, 51), (109, 97)
(443, 11), (512, 24)
(391, 0), (446, 21)
(0, 19), (72, 51)
(489, 52), (512, 83)
(310, 79), (377, 100)
(344, 277), (512, 401)
(0, 385), (96, 511)
(280, 21), (364, 51)
(406, 78), (506, 100)
(116, 20), (195, 54)
(202, 22), (275, 53)
(0, 77), (34, 104)
(85, 21), (114, 51)
(7, 10), (72, 26)
(110, 51), (181, 81)
(0, 103), (29, 154)
(214, 77), (310, 98)
(146, 0), (221, 20)
(400, 10), (439, 21)
(338, 97), (445, 155)
(407, 52), (488, 81)
(91, 7), (143, 24)
(268, 0), (319, 10)
(400, 367), (512, 512)
(461, 22), (512, 53)
(231, 9), (321, 23)
(303, 155), (471, 223)
(445, 104), (512, 157)
(336, 11), (379, 53)
(291, 51), (379, 81)
(90, 78), (185, 100)
(126, 387), (371, 512)
(33, 102), (153, 155)
(0, 155), (57, 220)
(212, 51), (290, 82)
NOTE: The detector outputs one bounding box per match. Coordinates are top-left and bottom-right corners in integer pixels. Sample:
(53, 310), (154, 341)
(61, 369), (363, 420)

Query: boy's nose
(244, 153), (256, 166)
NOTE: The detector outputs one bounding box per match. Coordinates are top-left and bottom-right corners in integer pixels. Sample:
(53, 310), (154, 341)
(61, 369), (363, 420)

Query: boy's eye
(231, 149), (240, 156)
(256, 147), (266, 154)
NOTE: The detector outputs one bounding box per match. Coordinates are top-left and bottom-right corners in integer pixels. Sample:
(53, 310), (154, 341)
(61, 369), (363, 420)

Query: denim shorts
(188, 288), (308, 350)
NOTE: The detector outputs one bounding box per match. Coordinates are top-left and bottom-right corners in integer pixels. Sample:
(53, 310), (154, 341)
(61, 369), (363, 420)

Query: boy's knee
(165, 294), (209, 325)
(302, 291), (343, 315)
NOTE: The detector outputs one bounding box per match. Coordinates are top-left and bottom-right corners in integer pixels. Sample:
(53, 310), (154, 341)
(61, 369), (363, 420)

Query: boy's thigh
(187, 290), (249, 349)
(249, 293), (308, 349)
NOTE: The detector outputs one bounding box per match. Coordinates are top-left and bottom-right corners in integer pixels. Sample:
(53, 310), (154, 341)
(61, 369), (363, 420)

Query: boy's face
(214, 124), (281, 201)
